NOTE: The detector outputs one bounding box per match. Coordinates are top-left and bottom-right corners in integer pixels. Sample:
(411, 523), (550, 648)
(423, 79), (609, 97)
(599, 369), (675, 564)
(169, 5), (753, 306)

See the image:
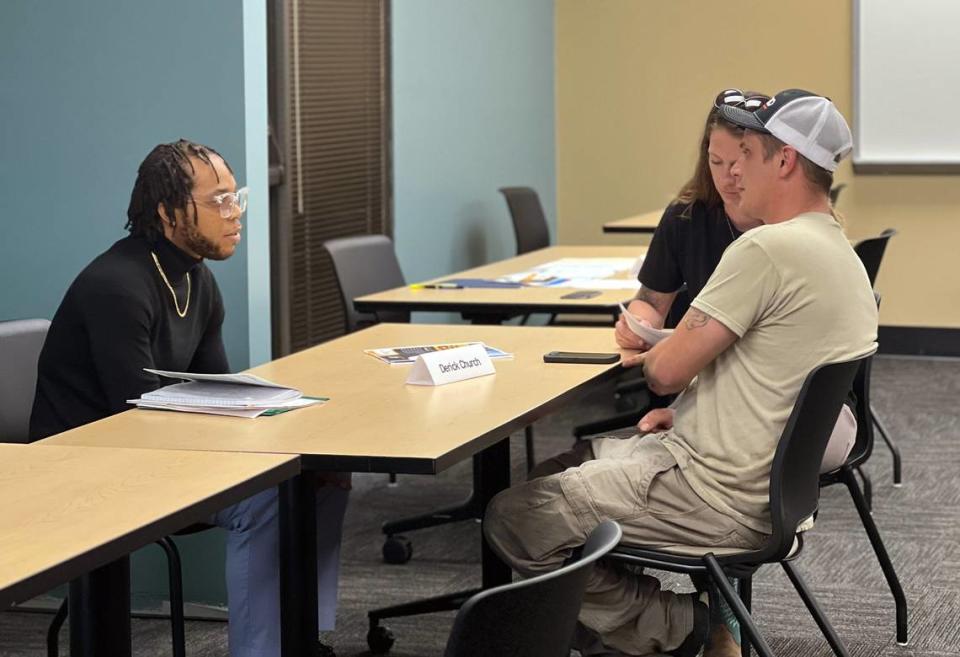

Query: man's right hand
(615, 314), (652, 351)
(637, 408), (675, 433)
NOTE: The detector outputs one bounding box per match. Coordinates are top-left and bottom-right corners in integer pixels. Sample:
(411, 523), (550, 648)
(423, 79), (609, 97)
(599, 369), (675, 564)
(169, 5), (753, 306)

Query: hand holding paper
(617, 303), (673, 347)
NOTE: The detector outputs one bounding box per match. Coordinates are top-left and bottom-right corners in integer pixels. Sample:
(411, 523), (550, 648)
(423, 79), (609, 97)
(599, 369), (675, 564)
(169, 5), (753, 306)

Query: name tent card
(405, 343), (496, 386)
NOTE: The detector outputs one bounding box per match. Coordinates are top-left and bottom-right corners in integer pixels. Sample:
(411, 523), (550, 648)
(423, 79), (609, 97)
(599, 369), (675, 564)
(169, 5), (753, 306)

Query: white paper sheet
(618, 303), (673, 345)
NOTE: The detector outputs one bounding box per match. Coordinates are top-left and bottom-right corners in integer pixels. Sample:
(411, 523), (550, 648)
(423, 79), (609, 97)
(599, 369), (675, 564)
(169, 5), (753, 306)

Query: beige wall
(556, 0), (960, 328)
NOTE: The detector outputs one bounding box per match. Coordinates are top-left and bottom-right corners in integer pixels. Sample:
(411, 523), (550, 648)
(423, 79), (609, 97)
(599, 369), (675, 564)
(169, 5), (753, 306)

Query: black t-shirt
(638, 200), (742, 301)
(30, 235), (229, 441)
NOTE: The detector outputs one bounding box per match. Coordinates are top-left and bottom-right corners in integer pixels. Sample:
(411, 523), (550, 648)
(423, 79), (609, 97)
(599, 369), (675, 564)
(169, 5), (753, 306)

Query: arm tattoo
(684, 309), (711, 330)
(636, 287), (673, 317)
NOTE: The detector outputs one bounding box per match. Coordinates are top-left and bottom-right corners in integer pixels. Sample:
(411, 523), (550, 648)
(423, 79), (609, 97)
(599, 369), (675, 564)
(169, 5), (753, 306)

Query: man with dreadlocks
(31, 139), (346, 657)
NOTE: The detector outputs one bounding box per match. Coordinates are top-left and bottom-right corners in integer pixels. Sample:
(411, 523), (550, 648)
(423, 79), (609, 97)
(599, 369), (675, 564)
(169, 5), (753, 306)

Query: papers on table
(134, 396), (324, 419)
(145, 369), (291, 389)
(365, 342), (513, 365)
(618, 303), (673, 346)
(433, 278), (523, 289)
(129, 369), (327, 418)
(498, 257), (643, 288)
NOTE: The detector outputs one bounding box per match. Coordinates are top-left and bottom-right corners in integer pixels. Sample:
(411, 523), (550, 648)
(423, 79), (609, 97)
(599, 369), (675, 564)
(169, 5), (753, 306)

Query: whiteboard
(854, 0), (960, 171)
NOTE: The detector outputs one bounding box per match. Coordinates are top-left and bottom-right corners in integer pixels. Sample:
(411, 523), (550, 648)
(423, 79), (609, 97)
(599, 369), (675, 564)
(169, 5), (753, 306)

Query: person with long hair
(615, 88), (768, 351)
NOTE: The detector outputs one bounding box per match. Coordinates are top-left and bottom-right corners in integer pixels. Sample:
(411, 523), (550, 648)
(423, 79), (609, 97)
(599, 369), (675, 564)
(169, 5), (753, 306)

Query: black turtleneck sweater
(30, 235), (228, 441)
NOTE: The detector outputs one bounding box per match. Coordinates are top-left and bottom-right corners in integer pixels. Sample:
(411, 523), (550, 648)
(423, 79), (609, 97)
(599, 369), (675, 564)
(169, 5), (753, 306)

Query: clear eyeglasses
(207, 187), (249, 219)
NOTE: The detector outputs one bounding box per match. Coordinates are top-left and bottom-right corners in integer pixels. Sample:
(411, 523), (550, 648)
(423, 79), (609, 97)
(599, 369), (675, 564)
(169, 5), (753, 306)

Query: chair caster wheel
(367, 624), (395, 654)
(382, 535), (413, 564)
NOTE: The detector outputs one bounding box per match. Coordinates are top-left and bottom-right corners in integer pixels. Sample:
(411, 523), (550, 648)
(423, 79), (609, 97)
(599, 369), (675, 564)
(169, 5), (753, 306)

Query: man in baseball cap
(482, 90), (878, 657)
(716, 89), (852, 222)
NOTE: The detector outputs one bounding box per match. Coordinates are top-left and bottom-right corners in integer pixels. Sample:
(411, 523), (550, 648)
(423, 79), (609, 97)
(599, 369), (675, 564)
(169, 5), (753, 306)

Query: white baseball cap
(718, 89), (852, 172)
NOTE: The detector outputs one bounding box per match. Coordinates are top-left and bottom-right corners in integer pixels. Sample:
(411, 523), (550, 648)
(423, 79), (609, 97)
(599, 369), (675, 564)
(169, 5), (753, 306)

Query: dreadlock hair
(125, 139), (233, 242)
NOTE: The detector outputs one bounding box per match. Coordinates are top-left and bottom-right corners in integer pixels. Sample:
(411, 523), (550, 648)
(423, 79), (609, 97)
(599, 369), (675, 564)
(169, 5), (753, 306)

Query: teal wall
(0, 0), (271, 606)
(0, 0), (251, 372)
(392, 0), (556, 294)
(1, 0), (552, 611)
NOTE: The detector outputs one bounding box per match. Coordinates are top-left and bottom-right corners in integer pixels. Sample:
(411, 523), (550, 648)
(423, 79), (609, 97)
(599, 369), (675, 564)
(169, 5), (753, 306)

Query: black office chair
(607, 355), (870, 657)
(498, 186), (551, 327)
(497, 186), (615, 326)
(0, 319), (198, 657)
(324, 234), (411, 331)
(325, 233), (407, 490)
(853, 229), (901, 485)
(0, 318), (50, 444)
(323, 235), (536, 565)
(442, 520), (623, 657)
(497, 186), (550, 255)
(496, 187), (634, 438)
(819, 351), (907, 645)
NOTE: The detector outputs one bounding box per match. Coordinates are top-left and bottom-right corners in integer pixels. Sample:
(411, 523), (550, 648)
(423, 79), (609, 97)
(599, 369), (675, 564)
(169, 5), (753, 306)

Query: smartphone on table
(543, 351), (620, 364)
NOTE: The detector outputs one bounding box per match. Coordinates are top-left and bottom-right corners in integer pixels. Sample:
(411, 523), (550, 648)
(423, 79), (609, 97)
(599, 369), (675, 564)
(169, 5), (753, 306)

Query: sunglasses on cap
(714, 88), (769, 111)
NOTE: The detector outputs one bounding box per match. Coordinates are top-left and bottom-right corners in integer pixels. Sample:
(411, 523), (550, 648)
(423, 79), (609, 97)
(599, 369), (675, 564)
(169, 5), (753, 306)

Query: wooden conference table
(0, 443), (298, 656)
(355, 245), (646, 323)
(602, 208), (663, 234)
(43, 322), (626, 655)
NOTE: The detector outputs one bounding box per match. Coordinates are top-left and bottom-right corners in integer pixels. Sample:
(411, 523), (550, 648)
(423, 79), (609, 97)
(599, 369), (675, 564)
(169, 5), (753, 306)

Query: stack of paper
(128, 369), (327, 418)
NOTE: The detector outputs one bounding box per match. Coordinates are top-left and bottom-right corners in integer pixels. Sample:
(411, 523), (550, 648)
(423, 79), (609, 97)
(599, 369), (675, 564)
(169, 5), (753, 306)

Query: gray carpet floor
(2, 355), (957, 656)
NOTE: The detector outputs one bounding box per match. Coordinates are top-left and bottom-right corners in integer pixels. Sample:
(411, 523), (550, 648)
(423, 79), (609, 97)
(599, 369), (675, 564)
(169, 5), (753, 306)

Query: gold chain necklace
(151, 251), (191, 318)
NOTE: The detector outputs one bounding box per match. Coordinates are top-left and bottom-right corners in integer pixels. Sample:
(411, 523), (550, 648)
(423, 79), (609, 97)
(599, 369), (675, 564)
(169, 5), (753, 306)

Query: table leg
(69, 556), (131, 657)
(367, 435), (513, 630)
(478, 436), (512, 588)
(279, 471), (319, 657)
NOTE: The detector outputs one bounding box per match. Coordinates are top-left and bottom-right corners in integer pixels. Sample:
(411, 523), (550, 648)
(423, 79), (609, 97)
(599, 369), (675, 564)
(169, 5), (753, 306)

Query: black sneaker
(667, 592), (709, 657)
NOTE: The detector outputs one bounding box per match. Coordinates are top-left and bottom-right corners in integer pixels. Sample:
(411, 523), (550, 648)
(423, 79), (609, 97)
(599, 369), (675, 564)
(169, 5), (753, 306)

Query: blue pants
(210, 484), (350, 657)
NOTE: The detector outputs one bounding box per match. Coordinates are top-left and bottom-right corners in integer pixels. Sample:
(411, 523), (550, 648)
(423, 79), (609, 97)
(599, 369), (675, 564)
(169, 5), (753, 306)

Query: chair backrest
(323, 235), (409, 333)
(762, 354), (870, 562)
(443, 520), (623, 657)
(498, 186), (551, 255)
(853, 228), (897, 286)
(844, 353), (875, 468)
(0, 319), (51, 443)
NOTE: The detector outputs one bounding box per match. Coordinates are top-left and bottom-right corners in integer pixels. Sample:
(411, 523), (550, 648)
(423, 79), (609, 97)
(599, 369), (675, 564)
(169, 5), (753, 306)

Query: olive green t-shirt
(661, 213), (878, 534)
